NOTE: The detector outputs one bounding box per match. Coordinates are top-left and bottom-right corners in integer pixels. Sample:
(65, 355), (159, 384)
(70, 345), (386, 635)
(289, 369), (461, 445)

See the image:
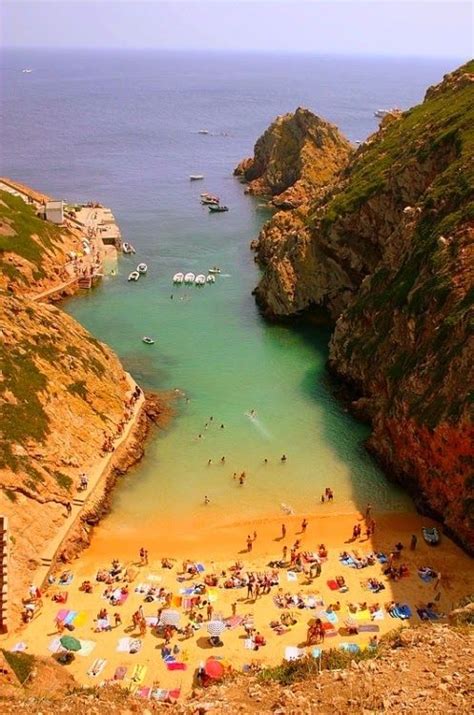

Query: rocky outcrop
(234, 107), (352, 208)
(244, 61), (474, 551)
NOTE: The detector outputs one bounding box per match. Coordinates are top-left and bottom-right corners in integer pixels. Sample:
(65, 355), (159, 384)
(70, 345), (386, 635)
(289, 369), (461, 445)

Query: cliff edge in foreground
(242, 62), (474, 552)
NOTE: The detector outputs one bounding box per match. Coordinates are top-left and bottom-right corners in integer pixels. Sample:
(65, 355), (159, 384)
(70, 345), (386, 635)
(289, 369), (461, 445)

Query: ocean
(1, 49), (461, 541)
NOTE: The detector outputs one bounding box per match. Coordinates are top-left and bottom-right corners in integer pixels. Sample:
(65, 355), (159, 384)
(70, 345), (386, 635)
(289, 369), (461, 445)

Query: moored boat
(190, 174), (204, 181)
(173, 272), (184, 284)
(422, 527), (440, 546)
(201, 196), (220, 205)
(208, 266), (221, 274)
(184, 272), (195, 284)
(209, 204), (229, 213)
(137, 263), (148, 274)
(195, 274), (206, 285)
(206, 274), (216, 283)
(128, 271), (140, 282)
(198, 129), (209, 135)
(122, 242), (136, 254)
(142, 336), (155, 345)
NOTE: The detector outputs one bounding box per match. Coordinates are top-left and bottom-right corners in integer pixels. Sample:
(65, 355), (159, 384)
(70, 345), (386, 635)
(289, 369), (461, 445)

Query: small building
(45, 200), (64, 225)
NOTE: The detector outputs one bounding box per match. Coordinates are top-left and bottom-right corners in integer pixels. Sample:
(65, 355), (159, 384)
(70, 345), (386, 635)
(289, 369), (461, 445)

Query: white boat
(173, 272), (184, 284)
(184, 272), (195, 284)
(195, 274), (206, 285)
(123, 242), (136, 255)
(142, 336), (155, 345)
(137, 263), (148, 274)
(128, 271), (140, 282)
(22, 68), (33, 74)
(208, 266), (221, 274)
(206, 274), (216, 283)
(198, 129), (209, 135)
(189, 175), (204, 181)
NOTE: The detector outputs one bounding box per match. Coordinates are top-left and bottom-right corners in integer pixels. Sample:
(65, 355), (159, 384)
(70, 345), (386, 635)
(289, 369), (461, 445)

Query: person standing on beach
(282, 545), (288, 561)
(206, 603), (213, 621)
(139, 547), (146, 565)
(247, 535), (253, 552)
(410, 534), (417, 550)
(65, 501), (72, 517)
(231, 602), (237, 617)
(365, 503), (372, 519)
(281, 524), (287, 539)
(253, 530), (257, 541)
(301, 518), (308, 533)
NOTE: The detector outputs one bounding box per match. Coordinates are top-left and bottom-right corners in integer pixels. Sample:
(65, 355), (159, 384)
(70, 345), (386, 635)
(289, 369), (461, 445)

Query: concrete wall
(0, 516), (8, 634)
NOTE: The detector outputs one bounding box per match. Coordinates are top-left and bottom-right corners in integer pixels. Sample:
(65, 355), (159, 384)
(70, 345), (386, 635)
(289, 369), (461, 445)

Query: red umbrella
(204, 658), (224, 679)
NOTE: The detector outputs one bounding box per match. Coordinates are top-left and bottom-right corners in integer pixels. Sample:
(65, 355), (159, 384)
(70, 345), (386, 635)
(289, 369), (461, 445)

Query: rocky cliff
(234, 107), (352, 208)
(244, 62), (474, 551)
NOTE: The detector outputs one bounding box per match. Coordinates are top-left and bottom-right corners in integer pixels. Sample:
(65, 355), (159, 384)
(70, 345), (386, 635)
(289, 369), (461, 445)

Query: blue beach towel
(325, 611), (339, 624)
(196, 563), (205, 573)
(340, 556), (356, 567)
(394, 605), (412, 619)
(63, 611), (78, 625)
(376, 553), (388, 564)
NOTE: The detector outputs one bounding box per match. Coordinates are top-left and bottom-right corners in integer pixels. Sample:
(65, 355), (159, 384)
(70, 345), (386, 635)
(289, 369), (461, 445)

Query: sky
(1, 1), (473, 58)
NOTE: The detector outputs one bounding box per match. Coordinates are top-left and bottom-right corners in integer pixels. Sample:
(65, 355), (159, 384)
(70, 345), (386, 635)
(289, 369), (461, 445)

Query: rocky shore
(238, 61), (474, 552)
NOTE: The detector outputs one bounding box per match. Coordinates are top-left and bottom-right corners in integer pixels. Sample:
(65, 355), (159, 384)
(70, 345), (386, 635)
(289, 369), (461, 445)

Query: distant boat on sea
(198, 129), (209, 135)
(190, 174), (204, 181)
(22, 68), (33, 74)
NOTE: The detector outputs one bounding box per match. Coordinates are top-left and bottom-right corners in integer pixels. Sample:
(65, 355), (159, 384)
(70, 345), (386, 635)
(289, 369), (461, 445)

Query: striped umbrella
(207, 620), (226, 637)
(159, 609), (180, 627)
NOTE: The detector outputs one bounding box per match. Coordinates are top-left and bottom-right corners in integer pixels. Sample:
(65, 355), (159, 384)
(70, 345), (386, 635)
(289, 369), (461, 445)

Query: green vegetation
(0, 191), (64, 282)
(67, 380), (88, 400)
(1, 649), (36, 684)
(258, 647), (378, 686)
(53, 470), (73, 491)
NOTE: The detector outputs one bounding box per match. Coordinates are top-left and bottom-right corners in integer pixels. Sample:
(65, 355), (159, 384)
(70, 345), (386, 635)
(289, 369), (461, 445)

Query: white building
(45, 200), (64, 224)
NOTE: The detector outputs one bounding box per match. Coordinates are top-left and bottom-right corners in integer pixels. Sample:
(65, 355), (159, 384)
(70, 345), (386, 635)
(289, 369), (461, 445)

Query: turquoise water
(2, 49), (455, 529)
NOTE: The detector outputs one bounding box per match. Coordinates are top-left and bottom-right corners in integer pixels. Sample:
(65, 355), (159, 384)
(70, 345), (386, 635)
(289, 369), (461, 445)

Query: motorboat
(422, 527), (440, 546)
(208, 266), (221, 274)
(142, 336), (155, 345)
(184, 272), (195, 284)
(209, 204), (229, 213)
(22, 68), (33, 73)
(128, 271), (140, 282)
(195, 274), (206, 285)
(190, 174), (204, 181)
(206, 274), (216, 283)
(173, 272), (184, 284)
(198, 129), (209, 135)
(201, 196), (220, 205)
(122, 242), (136, 254)
(137, 263), (148, 274)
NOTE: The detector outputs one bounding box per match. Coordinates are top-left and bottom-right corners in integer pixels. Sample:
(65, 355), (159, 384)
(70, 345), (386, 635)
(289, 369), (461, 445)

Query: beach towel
(358, 624), (380, 632)
(224, 615), (244, 629)
(339, 642), (361, 654)
(340, 555), (355, 567)
(11, 642), (27, 653)
(196, 563), (205, 573)
(372, 609), (385, 620)
(327, 580), (339, 591)
(151, 688), (180, 702)
(87, 658), (107, 677)
(77, 639), (96, 657)
(284, 646), (304, 661)
(207, 587), (219, 602)
(72, 611), (88, 628)
(166, 661), (187, 671)
(135, 686), (151, 699)
(180, 587), (195, 596)
(134, 583), (147, 593)
(55, 609), (69, 623)
(117, 637), (131, 653)
(48, 637), (62, 653)
(354, 610), (370, 623)
(325, 610), (339, 624)
(244, 639), (255, 650)
(130, 664), (147, 686)
(96, 617), (111, 631)
(394, 604), (412, 620)
(171, 595), (183, 608)
(146, 574), (162, 582)
(114, 666), (127, 680)
(145, 616), (158, 626)
(376, 553), (388, 564)
(117, 591), (129, 605)
(63, 610), (78, 625)
(287, 571), (298, 582)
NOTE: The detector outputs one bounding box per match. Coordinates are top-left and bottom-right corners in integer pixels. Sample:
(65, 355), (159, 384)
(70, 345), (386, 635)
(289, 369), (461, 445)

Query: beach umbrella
(159, 609), (180, 627)
(59, 635), (82, 652)
(204, 658), (224, 680)
(207, 620), (226, 637)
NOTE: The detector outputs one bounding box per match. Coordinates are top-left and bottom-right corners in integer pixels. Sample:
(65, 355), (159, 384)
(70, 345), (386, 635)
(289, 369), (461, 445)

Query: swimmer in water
(204, 496), (210, 505)
(221, 456), (225, 464)
(208, 459), (212, 466)
(281, 454), (287, 462)
(250, 409), (256, 417)
(220, 424), (224, 429)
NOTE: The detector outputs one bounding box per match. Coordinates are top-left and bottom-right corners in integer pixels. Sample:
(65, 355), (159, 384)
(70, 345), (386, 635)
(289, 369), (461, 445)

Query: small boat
(422, 527), (440, 546)
(198, 129), (209, 135)
(22, 68), (33, 74)
(137, 263), (148, 274)
(142, 336), (155, 345)
(201, 196), (220, 205)
(209, 205), (229, 213)
(190, 175), (204, 181)
(208, 266), (221, 274)
(206, 274), (216, 283)
(184, 272), (195, 284)
(281, 503), (295, 515)
(122, 242), (136, 255)
(173, 272), (184, 284)
(128, 271), (140, 282)
(195, 274), (206, 285)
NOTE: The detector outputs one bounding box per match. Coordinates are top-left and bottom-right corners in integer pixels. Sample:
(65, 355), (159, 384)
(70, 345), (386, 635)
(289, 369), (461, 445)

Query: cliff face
(234, 107), (352, 209)
(245, 62), (474, 551)
(0, 191), (84, 298)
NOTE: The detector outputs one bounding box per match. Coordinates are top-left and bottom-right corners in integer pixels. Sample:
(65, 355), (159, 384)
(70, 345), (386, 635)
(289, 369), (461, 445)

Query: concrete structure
(0, 516), (8, 634)
(45, 199), (64, 224)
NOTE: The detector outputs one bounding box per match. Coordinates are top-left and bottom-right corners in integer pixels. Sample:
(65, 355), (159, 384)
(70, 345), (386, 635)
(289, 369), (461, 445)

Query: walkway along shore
(34, 373), (146, 590)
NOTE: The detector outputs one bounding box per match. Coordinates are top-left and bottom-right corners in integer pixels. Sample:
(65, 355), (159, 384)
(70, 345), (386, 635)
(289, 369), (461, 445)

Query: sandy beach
(4, 510), (473, 700)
